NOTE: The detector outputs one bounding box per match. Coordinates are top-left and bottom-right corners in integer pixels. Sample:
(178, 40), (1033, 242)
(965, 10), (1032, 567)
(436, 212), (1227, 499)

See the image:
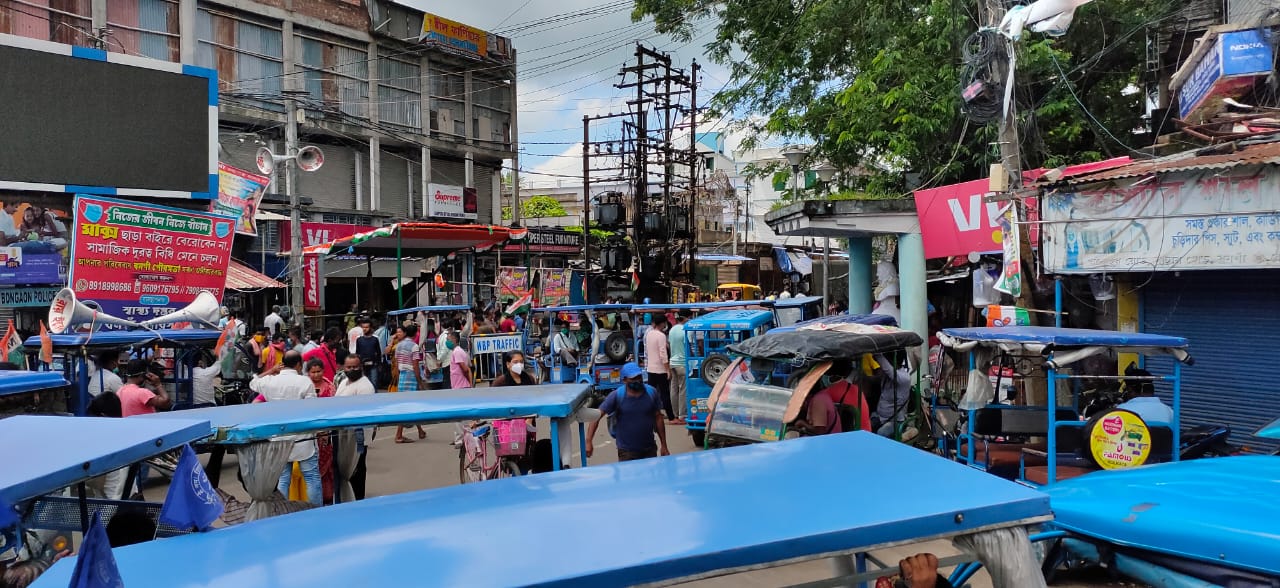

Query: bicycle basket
(492, 419), (530, 457)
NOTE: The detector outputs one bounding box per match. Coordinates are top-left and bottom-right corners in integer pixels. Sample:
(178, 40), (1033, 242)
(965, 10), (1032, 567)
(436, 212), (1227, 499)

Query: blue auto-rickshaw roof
(0, 415), (209, 505)
(22, 328), (222, 350)
(34, 432), (1050, 587)
(531, 303), (633, 313)
(771, 295), (824, 308)
(631, 300), (769, 312)
(684, 309), (775, 331)
(1046, 456), (1280, 576)
(769, 313), (897, 334)
(386, 304), (471, 316)
(143, 384), (591, 444)
(940, 326), (1188, 348)
(0, 371), (69, 398)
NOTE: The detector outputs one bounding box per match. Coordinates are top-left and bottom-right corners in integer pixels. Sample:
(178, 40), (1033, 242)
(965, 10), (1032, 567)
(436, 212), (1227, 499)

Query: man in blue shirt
(586, 362), (669, 461)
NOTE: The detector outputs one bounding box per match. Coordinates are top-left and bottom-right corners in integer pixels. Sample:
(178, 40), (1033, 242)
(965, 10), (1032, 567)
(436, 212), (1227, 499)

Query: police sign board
(0, 286), (61, 308)
(471, 334), (523, 355)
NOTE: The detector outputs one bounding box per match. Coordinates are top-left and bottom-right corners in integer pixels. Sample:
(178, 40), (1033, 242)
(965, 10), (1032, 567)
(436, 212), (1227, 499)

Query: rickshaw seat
(959, 440), (1046, 469)
(1023, 464), (1093, 485)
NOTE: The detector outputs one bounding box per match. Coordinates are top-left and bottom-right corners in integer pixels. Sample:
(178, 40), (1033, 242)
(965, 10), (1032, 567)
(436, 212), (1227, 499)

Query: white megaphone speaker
(296, 146), (324, 172)
(140, 291), (222, 329)
(47, 288), (142, 333)
(255, 147), (281, 176)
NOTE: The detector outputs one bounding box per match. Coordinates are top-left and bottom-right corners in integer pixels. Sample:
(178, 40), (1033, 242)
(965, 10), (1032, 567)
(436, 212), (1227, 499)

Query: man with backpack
(585, 362), (669, 462)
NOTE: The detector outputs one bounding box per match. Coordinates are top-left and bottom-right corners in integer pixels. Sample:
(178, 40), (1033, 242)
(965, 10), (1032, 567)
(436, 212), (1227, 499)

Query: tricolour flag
(158, 444), (224, 531)
(630, 270), (640, 292)
(505, 293), (532, 316)
(214, 318), (237, 357)
(1, 320), (22, 365)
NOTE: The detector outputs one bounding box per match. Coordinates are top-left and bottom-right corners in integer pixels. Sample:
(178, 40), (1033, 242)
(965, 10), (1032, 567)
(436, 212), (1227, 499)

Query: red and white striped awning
(225, 260), (286, 291)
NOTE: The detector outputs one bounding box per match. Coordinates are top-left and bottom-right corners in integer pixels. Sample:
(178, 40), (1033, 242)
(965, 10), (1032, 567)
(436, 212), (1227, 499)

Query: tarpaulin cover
(769, 313), (898, 334)
(314, 222), (511, 258)
(0, 371), (68, 397)
(34, 432), (1050, 588)
(941, 327), (1188, 349)
(1047, 456), (1280, 576)
(728, 327), (923, 361)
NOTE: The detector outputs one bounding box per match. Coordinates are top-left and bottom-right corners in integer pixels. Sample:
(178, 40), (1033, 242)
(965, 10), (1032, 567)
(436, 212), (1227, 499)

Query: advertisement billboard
(211, 163), (270, 236)
(427, 183), (478, 220)
(68, 196), (236, 321)
(419, 13), (488, 57)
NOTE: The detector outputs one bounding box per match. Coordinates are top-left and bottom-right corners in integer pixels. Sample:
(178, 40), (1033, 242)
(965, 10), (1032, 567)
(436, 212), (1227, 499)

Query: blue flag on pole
(158, 444), (224, 531)
(68, 512), (123, 588)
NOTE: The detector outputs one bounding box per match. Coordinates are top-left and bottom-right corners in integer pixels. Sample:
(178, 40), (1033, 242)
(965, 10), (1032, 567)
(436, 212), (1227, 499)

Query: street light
(781, 145), (808, 202)
(813, 162), (838, 187)
(810, 162), (839, 312)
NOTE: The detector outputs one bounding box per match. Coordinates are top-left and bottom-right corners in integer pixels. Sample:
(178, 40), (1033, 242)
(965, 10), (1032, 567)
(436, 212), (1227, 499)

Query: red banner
(302, 254), (320, 310)
(279, 221), (369, 252)
(912, 179), (1040, 260)
(69, 196), (235, 322)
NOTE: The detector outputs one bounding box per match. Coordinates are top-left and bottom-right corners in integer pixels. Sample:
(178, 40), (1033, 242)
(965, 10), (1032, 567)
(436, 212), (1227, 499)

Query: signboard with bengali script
(211, 163), (270, 236)
(69, 195), (235, 322)
(419, 13), (487, 57)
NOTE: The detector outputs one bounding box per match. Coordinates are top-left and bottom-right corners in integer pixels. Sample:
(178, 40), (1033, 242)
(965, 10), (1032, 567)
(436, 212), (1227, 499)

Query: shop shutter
(379, 148), (410, 219)
(1143, 269), (1280, 451)
(474, 164), (495, 224)
(716, 265), (738, 284)
(296, 143), (356, 210)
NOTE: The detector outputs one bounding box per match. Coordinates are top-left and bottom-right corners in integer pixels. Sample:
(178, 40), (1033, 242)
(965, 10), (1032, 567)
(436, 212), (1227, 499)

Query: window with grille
(196, 7), (283, 111)
(378, 52), (421, 131)
(297, 30), (369, 120)
(320, 213), (374, 225)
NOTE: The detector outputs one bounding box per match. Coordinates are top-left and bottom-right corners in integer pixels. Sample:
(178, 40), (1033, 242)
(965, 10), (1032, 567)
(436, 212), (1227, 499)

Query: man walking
(250, 351), (321, 506)
(263, 305), (283, 336)
(644, 315), (675, 421)
(586, 362), (668, 461)
(667, 310), (691, 424)
(353, 318), (383, 390)
(335, 354), (374, 499)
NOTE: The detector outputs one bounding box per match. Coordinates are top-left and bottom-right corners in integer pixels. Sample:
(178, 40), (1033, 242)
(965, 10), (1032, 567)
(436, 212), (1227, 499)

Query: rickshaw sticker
(1089, 411), (1152, 470)
(761, 428), (779, 441)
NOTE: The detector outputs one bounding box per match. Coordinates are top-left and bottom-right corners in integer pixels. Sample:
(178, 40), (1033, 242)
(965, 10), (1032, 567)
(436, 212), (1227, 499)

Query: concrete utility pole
(285, 96), (303, 326)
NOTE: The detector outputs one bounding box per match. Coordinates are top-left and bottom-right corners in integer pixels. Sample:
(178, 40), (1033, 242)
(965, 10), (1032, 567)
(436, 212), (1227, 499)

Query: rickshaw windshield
(708, 368), (793, 443)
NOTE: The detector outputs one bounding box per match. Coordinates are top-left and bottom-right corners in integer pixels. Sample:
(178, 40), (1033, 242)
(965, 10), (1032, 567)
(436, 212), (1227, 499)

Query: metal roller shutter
(379, 148), (410, 219)
(475, 164), (494, 224)
(431, 158), (466, 188)
(1142, 269), (1280, 451)
(296, 143), (356, 210)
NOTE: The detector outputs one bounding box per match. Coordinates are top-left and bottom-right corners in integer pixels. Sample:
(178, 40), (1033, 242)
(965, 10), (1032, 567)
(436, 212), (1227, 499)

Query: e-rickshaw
(770, 295), (826, 328)
(526, 304), (632, 403)
(152, 384), (593, 520)
(936, 326), (1191, 486)
(35, 432), (1055, 588)
(702, 322), (923, 448)
(0, 411), (209, 568)
(21, 329), (224, 415)
(715, 282), (763, 300)
(681, 309), (776, 446)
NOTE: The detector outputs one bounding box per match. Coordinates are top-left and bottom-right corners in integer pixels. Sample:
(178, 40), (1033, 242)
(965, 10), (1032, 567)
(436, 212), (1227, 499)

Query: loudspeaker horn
(296, 146), (325, 172)
(140, 291), (222, 329)
(255, 147), (276, 175)
(48, 288), (142, 334)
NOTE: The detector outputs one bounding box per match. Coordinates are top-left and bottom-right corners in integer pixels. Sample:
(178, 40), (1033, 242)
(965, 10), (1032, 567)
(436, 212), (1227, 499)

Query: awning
(692, 253), (753, 262)
(254, 210), (289, 221)
(226, 259), (287, 291)
(312, 222), (512, 258)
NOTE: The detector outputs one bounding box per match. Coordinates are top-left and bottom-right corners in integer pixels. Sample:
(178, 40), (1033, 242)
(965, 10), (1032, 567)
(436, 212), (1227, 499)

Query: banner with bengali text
(497, 266), (529, 300)
(1043, 173), (1280, 273)
(541, 268), (569, 307)
(211, 163), (269, 237)
(69, 195), (236, 322)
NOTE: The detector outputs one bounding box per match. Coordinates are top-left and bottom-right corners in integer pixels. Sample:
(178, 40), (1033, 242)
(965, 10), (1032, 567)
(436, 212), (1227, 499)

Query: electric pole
(285, 93), (303, 327)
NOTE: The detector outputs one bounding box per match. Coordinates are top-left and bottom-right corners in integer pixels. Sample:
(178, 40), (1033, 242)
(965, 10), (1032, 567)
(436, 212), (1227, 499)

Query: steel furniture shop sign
(1043, 173), (1280, 273)
(69, 196), (236, 321)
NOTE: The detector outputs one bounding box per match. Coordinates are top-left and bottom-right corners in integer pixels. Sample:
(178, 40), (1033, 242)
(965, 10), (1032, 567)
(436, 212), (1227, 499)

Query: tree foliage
(502, 195), (569, 220)
(633, 0), (1182, 193)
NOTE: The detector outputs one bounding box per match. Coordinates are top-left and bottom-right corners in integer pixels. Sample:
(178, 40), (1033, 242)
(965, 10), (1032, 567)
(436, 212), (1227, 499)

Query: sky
(398, 0), (736, 187)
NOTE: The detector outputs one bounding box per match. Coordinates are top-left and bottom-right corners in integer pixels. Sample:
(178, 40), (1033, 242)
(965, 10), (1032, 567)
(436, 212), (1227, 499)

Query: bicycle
(454, 419), (527, 483)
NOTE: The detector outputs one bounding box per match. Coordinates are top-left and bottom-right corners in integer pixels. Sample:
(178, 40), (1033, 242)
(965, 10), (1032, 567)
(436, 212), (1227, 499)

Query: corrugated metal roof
(1064, 140), (1280, 185)
(226, 260), (286, 291)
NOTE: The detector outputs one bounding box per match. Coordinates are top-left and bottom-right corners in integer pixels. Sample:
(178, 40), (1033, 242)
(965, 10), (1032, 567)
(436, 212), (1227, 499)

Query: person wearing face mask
(335, 355), (374, 500)
(490, 350), (535, 387)
(550, 319), (579, 384)
(249, 328), (268, 371)
(586, 362), (668, 462)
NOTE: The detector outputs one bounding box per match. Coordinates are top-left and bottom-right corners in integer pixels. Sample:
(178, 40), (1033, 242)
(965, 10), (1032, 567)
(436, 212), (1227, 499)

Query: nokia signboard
(0, 34), (218, 199)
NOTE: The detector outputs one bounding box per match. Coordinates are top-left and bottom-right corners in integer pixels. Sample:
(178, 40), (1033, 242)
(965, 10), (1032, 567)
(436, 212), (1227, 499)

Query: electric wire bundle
(960, 29), (1002, 124)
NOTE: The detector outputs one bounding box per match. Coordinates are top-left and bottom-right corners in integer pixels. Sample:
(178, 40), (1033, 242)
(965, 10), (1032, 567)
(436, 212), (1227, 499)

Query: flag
(1, 320), (21, 364)
(158, 444), (224, 531)
(504, 293), (532, 316)
(630, 270), (640, 292)
(214, 318), (237, 356)
(38, 321), (52, 365)
(68, 512), (123, 588)
(986, 305), (1031, 328)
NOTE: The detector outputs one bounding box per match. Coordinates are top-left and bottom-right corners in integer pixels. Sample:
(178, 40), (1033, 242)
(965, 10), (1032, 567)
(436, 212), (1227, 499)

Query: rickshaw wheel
(690, 429), (706, 448)
(604, 332), (630, 362)
(701, 353), (732, 385)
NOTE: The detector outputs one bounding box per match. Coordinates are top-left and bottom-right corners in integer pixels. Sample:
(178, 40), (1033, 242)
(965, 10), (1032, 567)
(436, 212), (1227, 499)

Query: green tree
(633, 0), (1180, 193)
(502, 195), (569, 221)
